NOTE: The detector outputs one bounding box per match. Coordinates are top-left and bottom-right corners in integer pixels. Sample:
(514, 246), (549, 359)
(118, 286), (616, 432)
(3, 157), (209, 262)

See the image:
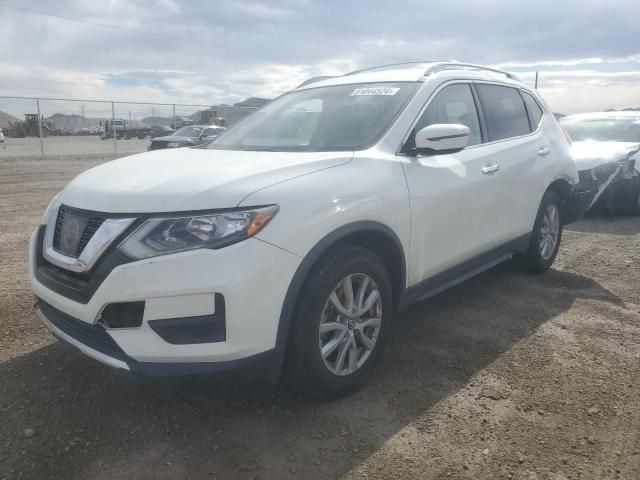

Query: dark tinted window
(414, 84), (482, 146)
(522, 91), (544, 129)
(476, 84), (531, 141)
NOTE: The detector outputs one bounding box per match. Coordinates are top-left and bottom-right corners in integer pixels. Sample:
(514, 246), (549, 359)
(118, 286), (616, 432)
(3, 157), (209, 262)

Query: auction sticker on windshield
(350, 87), (400, 96)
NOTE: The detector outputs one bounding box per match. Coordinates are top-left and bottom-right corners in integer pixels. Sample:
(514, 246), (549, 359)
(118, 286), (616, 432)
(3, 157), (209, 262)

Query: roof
(295, 61), (523, 90)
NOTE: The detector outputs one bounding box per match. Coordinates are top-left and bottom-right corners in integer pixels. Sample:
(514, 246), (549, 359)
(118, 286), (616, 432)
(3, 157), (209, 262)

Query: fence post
(172, 104), (176, 131)
(111, 101), (118, 157)
(36, 98), (44, 160)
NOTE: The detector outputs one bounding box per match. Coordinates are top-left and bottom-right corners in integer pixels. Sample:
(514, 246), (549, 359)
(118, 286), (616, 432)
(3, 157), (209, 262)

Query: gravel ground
(0, 136), (148, 160)
(1, 158), (639, 480)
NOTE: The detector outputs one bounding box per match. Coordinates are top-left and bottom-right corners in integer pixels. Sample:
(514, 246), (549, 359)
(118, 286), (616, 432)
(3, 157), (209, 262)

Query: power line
(0, 3), (187, 41)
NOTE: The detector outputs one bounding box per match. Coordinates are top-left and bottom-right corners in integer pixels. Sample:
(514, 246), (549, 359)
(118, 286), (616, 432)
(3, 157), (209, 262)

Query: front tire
(284, 244), (393, 399)
(515, 190), (563, 273)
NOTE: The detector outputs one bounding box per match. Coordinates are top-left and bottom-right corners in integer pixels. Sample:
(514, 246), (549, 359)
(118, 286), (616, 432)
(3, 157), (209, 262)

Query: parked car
(30, 61), (580, 398)
(0, 128), (4, 143)
(560, 112), (640, 215)
(148, 125), (225, 150)
(149, 125), (176, 138)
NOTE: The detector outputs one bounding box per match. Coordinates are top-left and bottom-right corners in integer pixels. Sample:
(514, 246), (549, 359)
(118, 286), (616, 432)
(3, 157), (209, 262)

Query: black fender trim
(267, 221), (407, 382)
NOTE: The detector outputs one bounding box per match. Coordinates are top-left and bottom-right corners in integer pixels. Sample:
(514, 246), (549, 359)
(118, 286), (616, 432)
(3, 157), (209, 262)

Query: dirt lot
(0, 136), (148, 160)
(1, 158), (639, 480)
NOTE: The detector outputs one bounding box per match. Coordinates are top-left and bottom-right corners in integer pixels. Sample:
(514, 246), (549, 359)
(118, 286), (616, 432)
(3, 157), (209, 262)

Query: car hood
(59, 148), (353, 213)
(151, 135), (195, 143)
(570, 140), (640, 171)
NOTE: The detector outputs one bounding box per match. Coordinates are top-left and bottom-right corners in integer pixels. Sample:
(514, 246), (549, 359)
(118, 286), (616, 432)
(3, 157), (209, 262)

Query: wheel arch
(546, 178), (574, 224)
(267, 221), (406, 381)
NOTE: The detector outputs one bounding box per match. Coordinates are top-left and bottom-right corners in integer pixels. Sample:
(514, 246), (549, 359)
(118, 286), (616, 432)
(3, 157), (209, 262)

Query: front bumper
(36, 300), (277, 377)
(29, 227), (301, 376)
(564, 186), (597, 224)
(566, 164), (639, 219)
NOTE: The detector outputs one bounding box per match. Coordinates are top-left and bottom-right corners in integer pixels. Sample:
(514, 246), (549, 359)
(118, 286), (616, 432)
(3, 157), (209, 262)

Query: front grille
(38, 300), (129, 363)
(78, 217), (104, 253)
(52, 205), (106, 257)
(35, 226), (134, 305)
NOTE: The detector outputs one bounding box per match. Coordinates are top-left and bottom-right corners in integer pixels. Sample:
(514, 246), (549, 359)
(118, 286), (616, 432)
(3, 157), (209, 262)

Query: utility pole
(535, 71), (539, 89)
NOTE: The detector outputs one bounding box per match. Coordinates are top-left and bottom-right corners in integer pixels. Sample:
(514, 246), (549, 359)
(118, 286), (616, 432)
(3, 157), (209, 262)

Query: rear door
(473, 83), (545, 240)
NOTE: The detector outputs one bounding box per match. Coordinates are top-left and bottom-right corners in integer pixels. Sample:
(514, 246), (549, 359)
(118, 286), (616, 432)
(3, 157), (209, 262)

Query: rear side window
(476, 84), (531, 141)
(522, 91), (544, 129)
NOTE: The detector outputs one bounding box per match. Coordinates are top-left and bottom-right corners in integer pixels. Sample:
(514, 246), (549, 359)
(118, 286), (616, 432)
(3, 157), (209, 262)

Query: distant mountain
(233, 97), (270, 108)
(0, 110), (20, 129)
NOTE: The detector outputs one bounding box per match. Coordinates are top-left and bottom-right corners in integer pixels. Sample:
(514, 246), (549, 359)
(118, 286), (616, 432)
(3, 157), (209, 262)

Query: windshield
(561, 116), (640, 142)
(175, 126), (203, 137)
(209, 82), (419, 151)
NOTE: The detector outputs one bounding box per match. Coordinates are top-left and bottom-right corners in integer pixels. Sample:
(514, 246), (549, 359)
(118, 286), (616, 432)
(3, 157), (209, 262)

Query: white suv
(30, 61), (580, 398)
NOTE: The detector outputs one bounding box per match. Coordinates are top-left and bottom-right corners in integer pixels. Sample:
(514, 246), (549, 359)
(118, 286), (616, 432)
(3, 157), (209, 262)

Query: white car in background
(30, 61), (579, 398)
(560, 112), (640, 215)
(0, 127), (5, 142)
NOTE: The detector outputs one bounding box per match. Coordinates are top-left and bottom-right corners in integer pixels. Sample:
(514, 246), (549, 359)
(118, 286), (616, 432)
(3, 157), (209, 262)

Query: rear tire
(515, 190), (563, 274)
(284, 244), (393, 400)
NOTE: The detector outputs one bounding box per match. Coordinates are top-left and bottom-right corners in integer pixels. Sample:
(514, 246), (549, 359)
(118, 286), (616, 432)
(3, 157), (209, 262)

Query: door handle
(482, 162), (500, 174)
(538, 146), (550, 156)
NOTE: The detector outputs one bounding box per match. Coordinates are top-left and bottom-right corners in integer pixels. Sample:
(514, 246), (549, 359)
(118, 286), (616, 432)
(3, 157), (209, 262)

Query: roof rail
(344, 60), (452, 76)
(296, 75), (336, 88)
(424, 62), (521, 81)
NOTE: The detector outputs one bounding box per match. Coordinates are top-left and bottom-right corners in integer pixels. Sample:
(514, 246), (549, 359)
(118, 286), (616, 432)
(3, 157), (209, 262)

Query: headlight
(118, 205), (278, 259)
(167, 142), (181, 148)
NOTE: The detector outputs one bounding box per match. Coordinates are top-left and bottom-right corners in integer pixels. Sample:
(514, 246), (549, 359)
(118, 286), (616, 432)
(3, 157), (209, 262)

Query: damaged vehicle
(560, 112), (640, 215)
(148, 125), (226, 151)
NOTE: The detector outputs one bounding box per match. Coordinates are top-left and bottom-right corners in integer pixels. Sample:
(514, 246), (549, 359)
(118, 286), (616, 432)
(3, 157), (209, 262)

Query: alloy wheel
(539, 204), (560, 260)
(318, 273), (382, 376)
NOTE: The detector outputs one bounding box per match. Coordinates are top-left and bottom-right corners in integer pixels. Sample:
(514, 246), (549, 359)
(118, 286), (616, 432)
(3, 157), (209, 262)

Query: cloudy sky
(1, 0), (639, 117)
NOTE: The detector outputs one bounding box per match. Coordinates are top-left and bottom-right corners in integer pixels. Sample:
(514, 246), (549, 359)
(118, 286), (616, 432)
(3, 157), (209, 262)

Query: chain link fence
(0, 96), (259, 160)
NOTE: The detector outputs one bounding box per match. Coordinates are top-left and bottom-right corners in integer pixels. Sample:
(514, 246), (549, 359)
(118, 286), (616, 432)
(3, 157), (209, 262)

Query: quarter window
(476, 84), (531, 141)
(522, 91), (544, 129)
(412, 84), (482, 147)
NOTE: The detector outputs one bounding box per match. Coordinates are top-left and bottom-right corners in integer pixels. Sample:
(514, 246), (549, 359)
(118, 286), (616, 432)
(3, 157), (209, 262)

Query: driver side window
(414, 83), (482, 147)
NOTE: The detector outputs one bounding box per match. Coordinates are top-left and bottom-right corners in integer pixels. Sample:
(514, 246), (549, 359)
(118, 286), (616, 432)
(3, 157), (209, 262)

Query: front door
(401, 82), (511, 288)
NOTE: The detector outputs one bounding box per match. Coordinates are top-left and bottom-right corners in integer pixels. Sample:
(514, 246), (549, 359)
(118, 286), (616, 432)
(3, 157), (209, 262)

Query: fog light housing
(98, 301), (145, 329)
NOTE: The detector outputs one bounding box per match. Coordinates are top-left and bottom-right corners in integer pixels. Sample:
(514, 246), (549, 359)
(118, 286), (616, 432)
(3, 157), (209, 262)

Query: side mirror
(414, 124), (470, 155)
